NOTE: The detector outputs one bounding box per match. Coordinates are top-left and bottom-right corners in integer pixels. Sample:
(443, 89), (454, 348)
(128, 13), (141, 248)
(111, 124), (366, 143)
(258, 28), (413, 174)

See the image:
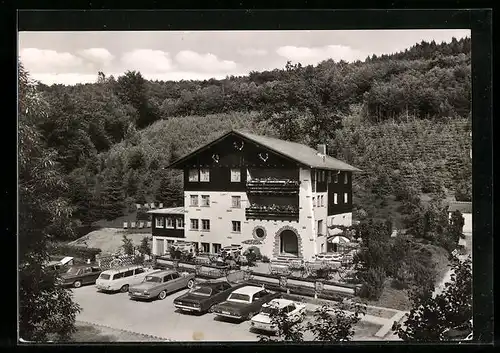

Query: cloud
(121, 49), (174, 73)
(30, 73), (101, 86)
(78, 48), (114, 66)
(19, 48), (83, 73)
(237, 48), (268, 56)
(276, 45), (368, 65)
(175, 50), (237, 72)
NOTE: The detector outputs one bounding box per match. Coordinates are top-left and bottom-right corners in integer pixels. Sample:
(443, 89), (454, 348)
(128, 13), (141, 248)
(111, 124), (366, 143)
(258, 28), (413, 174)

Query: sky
(18, 30), (470, 86)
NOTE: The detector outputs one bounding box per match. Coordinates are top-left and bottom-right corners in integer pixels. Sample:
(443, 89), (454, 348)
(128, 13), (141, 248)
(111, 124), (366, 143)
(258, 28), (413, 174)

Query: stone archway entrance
(279, 229), (299, 256)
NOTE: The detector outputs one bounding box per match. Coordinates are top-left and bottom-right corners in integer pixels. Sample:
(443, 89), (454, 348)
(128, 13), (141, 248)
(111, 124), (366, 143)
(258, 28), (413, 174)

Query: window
(167, 240), (175, 248)
(123, 270), (134, 278)
(83, 267), (92, 274)
(202, 219), (210, 231)
(190, 219), (199, 230)
(232, 221), (241, 233)
(312, 197), (315, 207)
(318, 220), (323, 235)
(344, 173), (348, 184)
(176, 218), (184, 229)
(213, 243), (222, 254)
(155, 216), (164, 228)
(201, 195), (210, 207)
(166, 217), (174, 228)
(255, 228), (265, 239)
(231, 196), (241, 208)
(230, 168), (241, 182)
(189, 169), (199, 182)
(134, 268), (144, 275)
(334, 172), (339, 183)
(334, 193), (338, 205)
(92, 267), (100, 272)
(201, 242), (210, 253)
(171, 272), (180, 279)
(190, 195), (199, 207)
(163, 275), (171, 282)
(114, 272), (124, 279)
(344, 192), (348, 203)
(200, 168), (210, 182)
(328, 171), (332, 183)
(320, 195), (324, 207)
(321, 171), (325, 182)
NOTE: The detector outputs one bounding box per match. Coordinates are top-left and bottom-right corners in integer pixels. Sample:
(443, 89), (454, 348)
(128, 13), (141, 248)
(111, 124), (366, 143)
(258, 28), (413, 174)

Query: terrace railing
(245, 205), (299, 221)
(246, 178), (300, 195)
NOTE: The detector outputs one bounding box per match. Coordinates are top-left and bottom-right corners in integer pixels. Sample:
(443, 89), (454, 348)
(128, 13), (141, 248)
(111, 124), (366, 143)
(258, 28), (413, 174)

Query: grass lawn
(71, 322), (165, 342)
(68, 228), (151, 255)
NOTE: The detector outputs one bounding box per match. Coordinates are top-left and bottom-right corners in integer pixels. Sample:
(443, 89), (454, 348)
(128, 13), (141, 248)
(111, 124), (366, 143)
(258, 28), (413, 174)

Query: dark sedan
(58, 265), (102, 288)
(173, 281), (246, 314)
(211, 285), (280, 321)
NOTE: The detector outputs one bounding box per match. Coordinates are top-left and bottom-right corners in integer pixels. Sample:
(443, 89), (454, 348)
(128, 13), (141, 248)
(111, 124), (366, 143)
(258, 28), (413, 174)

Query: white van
(96, 265), (155, 293)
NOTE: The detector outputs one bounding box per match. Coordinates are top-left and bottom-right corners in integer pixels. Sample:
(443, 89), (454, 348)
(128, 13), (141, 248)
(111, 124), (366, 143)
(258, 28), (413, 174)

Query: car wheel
(73, 280), (82, 288)
(187, 279), (194, 289)
(120, 284), (129, 293)
(158, 290), (167, 300)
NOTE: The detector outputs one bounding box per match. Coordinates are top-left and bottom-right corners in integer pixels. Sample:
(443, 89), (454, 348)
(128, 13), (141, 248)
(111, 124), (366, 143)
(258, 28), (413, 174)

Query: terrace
(245, 203), (299, 221)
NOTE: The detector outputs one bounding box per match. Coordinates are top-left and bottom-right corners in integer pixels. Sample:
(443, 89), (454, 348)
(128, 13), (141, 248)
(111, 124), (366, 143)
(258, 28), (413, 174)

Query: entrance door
(280, 230), (299, 256)
(156, 238), (165, 255)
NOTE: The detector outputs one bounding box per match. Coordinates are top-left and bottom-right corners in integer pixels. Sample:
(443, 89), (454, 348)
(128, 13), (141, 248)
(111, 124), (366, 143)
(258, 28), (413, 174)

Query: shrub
(261, 255), (271, 263)
(48, 243), (102, 262)
(245, 246), (262, 260)
(358, 267), (386, 300)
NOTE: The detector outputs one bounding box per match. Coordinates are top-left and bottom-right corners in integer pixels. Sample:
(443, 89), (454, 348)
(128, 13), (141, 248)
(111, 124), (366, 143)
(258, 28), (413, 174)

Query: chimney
(317, 144), (327, 155)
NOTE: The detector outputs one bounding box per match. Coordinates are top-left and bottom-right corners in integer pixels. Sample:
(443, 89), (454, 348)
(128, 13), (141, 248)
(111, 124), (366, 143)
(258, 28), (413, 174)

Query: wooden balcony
(246, 179), (300, 195)
(245, 207), (299, 221)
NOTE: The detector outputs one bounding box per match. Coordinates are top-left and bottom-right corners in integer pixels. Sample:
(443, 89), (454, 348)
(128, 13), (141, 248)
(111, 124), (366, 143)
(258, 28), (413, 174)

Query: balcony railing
(245, 205), (299, 221)
(246, 178), (300, 195)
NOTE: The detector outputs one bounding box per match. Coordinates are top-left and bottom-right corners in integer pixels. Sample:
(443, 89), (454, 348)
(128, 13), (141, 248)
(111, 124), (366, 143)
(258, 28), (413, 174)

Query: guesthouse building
(149, 130), (361, 261)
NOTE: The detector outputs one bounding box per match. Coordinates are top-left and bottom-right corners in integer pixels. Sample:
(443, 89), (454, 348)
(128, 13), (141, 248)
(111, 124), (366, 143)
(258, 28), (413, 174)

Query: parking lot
(73, 284), (382, 342)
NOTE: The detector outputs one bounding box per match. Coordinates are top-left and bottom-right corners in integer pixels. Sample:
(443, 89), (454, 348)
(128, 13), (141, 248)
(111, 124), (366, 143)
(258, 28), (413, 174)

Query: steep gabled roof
(167, 130), (361, 172)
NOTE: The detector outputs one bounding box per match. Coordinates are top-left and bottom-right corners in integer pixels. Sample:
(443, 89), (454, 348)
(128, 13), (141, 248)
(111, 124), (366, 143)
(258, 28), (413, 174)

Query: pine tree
(100, 165), (126, 220)
(156, 171), (183, 207)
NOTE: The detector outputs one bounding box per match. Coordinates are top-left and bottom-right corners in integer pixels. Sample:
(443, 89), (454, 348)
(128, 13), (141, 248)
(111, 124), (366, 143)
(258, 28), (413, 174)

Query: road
(72, 284), (383, 341)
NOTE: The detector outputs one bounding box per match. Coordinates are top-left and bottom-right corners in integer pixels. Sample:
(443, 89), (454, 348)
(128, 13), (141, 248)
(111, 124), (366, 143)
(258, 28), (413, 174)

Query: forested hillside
(26, 37), (471, 237)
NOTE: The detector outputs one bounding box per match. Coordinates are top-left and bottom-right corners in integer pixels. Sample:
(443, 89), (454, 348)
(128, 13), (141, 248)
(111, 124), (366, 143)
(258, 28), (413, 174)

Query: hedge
(49, 243), (102, 262)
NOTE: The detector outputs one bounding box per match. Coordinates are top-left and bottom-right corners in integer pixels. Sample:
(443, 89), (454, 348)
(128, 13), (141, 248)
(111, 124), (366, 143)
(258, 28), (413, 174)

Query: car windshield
(227, 293), (251, 302)
(66, 267), (80, 276)
(145, 276), (162, 283)
(261, 306), (280, 316)
(99, 274), (111, 280)
(189, 286), (212, 296)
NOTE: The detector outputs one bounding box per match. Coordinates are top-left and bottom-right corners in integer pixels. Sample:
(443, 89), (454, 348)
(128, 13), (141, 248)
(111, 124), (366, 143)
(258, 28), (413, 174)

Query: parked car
(173, 281), (247, 314)
(58, 265), (102, 288)
(96, 265), (155, 293)
(211, 286), (280, 320)
(128, 270), (196, 301)
(250, 298), (307, 333)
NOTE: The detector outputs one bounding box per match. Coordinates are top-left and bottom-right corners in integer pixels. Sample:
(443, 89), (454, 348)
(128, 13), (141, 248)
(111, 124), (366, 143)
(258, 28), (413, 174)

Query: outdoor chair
(150, 203), (156, 209)
(123, 222), (128, 229)
(135, 204), (141, 210)
(143, 203), (149, 208)
(159, 203), (164, 208)
(138, 222), (144, 229)
(146, 221), (152, 228)
(130, 221), (136, 228)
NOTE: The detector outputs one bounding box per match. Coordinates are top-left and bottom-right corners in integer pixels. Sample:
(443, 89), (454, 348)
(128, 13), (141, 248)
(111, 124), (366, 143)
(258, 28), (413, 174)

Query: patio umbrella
(328, 235), (351, 244)
(327, 227), (343, 236)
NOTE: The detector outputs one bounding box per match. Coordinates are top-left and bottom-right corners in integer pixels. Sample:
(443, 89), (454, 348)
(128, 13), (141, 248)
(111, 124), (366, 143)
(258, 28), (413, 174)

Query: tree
(138, 236), (152, 257)
(156, 171), (183, 207)
(18, 62), (81, 341)
(394, 257), (472, 341)
(121, 235), (134, 256)
(100, 162), (126, 220)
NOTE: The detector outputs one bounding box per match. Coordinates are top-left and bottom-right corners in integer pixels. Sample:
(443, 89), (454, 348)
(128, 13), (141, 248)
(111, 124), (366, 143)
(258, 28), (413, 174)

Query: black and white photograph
(18, 22), (478, 343)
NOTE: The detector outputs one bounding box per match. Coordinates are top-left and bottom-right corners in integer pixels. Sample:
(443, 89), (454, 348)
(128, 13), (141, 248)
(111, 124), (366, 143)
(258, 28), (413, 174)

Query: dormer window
(344, 173), (348, 184)
(230, 168), (241, 182)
